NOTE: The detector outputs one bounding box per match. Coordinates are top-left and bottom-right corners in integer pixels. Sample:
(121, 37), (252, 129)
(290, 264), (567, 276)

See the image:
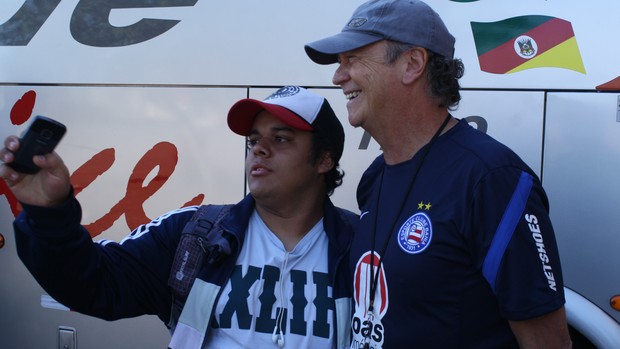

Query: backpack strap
(168, 204), (232, 325)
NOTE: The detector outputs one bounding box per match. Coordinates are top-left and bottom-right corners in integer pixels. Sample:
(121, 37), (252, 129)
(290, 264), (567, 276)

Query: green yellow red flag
(471, 15), (585, 74)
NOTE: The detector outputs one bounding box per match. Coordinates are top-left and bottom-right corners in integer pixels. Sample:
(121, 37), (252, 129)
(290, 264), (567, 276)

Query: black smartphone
(8, 115), (67, 174)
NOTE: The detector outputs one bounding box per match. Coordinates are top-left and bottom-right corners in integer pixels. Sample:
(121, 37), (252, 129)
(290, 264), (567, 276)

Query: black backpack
(168, 204), (233, 301)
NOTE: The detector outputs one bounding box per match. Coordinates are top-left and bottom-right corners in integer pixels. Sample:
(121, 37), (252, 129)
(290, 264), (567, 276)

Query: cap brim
(227, 99), (313, 136)
(305, 31), (384, 65)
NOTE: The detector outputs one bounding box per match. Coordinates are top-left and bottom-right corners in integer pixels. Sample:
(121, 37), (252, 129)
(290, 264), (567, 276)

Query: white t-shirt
(203, 210), (335, 349)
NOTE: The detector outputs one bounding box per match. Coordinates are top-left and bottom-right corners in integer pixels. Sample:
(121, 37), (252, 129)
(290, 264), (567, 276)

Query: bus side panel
(544, 92), (620, 323)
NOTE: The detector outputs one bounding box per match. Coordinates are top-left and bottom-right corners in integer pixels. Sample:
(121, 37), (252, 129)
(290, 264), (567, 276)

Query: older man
(305, 1), (572, 348)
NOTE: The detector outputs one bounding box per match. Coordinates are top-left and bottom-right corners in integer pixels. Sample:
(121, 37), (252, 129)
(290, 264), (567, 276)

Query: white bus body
(1, 0), (619, 347)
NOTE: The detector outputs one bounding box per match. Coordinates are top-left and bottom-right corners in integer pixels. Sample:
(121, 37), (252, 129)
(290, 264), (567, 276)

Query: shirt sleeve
(13, 194), (192, 323)
(472, 166), (565, 321)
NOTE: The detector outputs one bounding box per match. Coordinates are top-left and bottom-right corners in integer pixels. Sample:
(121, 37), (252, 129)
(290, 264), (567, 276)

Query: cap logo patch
(397, 212), (432, 254)
(266, 86), (300, 100)
(347, 18), (367, 28)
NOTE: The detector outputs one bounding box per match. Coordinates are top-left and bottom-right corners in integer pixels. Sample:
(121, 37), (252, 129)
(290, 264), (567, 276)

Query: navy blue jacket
(14, 193), (355, 345)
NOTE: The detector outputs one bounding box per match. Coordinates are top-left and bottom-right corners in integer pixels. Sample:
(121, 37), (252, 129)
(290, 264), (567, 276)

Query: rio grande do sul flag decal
(471, 15), (585, 74)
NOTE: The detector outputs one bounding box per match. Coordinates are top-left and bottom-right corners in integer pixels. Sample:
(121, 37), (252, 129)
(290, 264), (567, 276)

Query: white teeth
(345, 91), (361, 100)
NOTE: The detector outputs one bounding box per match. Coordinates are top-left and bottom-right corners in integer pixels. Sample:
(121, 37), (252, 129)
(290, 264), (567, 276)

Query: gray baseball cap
(305, 0), (455, 65)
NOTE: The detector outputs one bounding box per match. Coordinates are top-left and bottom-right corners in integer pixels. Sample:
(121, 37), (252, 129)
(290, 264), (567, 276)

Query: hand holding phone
(8, 115), (67, 174)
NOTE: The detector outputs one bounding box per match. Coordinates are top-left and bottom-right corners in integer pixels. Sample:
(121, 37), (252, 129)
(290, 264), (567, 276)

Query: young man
(0, 86), (355, 349)
(304, 1), (572, 348)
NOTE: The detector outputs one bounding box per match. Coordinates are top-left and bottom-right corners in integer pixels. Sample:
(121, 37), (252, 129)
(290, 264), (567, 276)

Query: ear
(317, 151), (335, 175)
(402, 47), (428, 85)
